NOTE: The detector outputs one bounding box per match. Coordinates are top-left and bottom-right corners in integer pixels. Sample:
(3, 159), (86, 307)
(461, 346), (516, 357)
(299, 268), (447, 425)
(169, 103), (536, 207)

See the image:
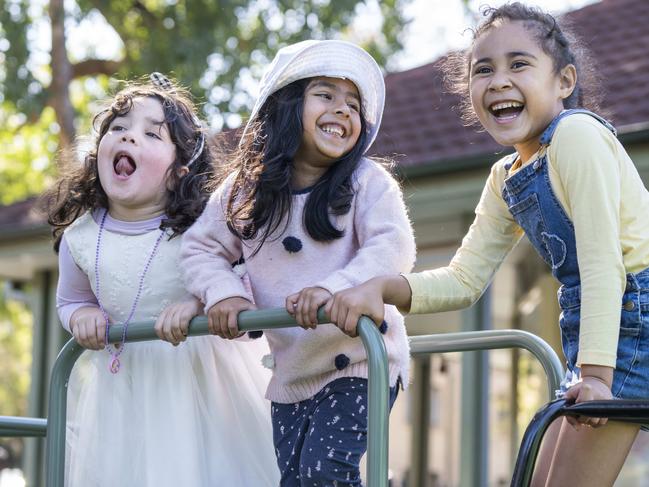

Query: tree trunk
(49, 0), (75, 158)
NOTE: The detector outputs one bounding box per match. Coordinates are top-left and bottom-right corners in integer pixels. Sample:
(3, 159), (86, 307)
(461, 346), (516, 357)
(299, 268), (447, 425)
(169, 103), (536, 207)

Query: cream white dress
(62, 212), (279, 486)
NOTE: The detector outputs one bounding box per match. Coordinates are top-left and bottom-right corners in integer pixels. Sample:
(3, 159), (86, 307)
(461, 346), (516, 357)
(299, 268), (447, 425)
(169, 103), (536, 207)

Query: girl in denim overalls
(324, 3), (649, 486)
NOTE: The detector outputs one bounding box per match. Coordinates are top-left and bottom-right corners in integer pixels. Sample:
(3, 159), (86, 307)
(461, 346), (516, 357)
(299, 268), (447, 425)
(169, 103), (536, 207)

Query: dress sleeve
(314, 161), (416, 294)
(404, 161), (523, 313)
(180, 177), (252, 312)
(56, 235), (99, 333)
(550, 116), (625, 367)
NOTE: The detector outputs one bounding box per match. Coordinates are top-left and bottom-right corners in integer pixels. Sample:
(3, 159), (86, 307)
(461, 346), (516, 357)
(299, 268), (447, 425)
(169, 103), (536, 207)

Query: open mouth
(113, 153), (136, 177)
(319, 123), (346, 138)
(489, 101), (524, 120)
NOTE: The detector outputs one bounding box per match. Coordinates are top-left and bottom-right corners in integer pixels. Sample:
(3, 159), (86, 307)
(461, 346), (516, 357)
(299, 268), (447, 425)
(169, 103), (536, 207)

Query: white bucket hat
(243, 39), (385, 153)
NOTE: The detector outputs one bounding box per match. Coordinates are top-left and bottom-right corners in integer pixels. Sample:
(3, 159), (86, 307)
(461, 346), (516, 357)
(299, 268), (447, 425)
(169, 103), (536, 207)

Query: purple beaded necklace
(94, 209), (165, 374)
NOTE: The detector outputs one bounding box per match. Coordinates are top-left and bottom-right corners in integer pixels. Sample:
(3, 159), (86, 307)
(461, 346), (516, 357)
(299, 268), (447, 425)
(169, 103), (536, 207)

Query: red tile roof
(0, 197), (42, 228)
(371, 0), (649, 167)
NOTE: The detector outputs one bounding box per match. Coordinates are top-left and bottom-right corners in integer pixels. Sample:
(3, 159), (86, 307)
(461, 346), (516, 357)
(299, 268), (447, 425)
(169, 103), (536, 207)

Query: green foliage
(3, 0), (410, 126)
(0, 282), (32, 466)
(0, 0), (48, 118)
(0, 0), (411, 205)
(79, 0), (409, 125)
(0, 77), (101, 204)
(0, 102), (59, 205)
(0, 283), (32, 418)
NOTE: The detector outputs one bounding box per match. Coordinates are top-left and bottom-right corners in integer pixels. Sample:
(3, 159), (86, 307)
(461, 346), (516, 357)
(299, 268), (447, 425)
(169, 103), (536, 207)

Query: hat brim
(243, 40), (385, 153)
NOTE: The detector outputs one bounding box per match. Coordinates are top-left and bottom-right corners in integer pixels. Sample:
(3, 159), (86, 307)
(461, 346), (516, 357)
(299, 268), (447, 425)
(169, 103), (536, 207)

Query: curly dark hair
(222, 78), (370, 256)
(441, 2), (603, 126)
(46, 77), (214, 252)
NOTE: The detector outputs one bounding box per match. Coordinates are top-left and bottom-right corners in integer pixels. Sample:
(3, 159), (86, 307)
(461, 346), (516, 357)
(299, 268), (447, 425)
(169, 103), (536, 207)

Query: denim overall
(502, 109), (649, 401)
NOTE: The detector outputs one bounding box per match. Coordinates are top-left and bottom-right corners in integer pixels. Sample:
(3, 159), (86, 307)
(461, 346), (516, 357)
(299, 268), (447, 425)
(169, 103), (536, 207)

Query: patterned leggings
(271, 377), (399, 487)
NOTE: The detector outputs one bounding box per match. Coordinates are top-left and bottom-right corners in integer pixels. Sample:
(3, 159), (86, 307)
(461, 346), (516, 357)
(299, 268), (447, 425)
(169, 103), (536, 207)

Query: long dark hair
(441, 2), (603, 126)
(46, 78), (214, 251)
(224, 78), (369, 255)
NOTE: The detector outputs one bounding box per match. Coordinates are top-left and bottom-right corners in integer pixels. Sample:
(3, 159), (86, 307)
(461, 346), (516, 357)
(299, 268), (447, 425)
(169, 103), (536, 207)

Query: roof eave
(0, 225), (50, 242)
(398, 123), (649, 179)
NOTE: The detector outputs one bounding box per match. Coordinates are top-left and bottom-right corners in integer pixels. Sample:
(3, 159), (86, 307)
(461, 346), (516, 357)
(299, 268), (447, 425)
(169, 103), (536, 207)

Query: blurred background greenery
(0, 0), (414, 204)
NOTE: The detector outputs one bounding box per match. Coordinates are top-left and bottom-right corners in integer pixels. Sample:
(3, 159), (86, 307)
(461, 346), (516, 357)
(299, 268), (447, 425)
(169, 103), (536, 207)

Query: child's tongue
(115, 156), (136, 177)
(495, 106), (523, 119)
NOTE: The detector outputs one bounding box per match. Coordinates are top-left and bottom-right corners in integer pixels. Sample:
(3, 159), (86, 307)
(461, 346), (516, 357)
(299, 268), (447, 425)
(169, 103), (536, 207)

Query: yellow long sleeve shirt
(405, 113), (649, 367)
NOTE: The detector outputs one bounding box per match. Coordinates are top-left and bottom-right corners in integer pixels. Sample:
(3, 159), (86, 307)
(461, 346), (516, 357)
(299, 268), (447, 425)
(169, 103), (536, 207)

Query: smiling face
(292, 77), (362, 187)
(96, 96), (176, 221)
(469, 20), (576, 161)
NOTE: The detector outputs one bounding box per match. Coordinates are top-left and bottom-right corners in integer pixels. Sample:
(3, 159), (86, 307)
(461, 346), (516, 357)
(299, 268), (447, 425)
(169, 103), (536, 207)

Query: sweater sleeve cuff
(315, 275), (354, 295)
(577, 320), (620, 369)
(576, 350), (617, 369)
(204, 284), (253, 313)
(402, 272), (431, 314)
(59, 303), (98, 333)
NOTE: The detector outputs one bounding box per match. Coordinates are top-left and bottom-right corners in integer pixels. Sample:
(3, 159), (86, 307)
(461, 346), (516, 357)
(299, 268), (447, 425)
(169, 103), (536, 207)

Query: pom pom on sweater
(334, 354), (350, 370)
(282, 236), (303, 253)
(379, 321), (388, 334)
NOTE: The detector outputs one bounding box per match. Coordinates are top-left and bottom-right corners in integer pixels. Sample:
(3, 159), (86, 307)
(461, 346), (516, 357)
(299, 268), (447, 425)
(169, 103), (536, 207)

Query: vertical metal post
(45, 340), (84, 487)
(357, 316), (390, 487)
(24, 270), (51, 487)
(510, 347), (521, 465)
(409, 356), (431, 487)
(460, 291), (490, 487)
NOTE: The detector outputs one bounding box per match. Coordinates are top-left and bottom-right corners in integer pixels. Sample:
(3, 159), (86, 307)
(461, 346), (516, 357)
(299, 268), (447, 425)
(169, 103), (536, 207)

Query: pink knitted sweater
(181, 158), (416, 403)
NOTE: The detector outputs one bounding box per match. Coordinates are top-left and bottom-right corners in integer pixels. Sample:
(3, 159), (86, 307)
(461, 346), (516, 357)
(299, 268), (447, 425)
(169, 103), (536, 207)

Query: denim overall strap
(500, 110), (616, 288)
(539, 109), (617, 145)
(502, 153), (580, 286)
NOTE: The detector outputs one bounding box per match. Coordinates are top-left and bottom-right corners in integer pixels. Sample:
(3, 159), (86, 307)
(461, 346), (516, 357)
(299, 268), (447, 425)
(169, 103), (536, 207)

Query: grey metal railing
(42, 310), (389, 487)
(0, 416), (47, 437)
(409, 329), (564, 398)
(0, 318), (566, 487)
(511, 399), (649, 486)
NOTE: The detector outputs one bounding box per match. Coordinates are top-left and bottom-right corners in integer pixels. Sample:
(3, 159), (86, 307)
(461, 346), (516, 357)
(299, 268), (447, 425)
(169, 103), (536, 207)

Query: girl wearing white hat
(181, 40), (415, 486)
